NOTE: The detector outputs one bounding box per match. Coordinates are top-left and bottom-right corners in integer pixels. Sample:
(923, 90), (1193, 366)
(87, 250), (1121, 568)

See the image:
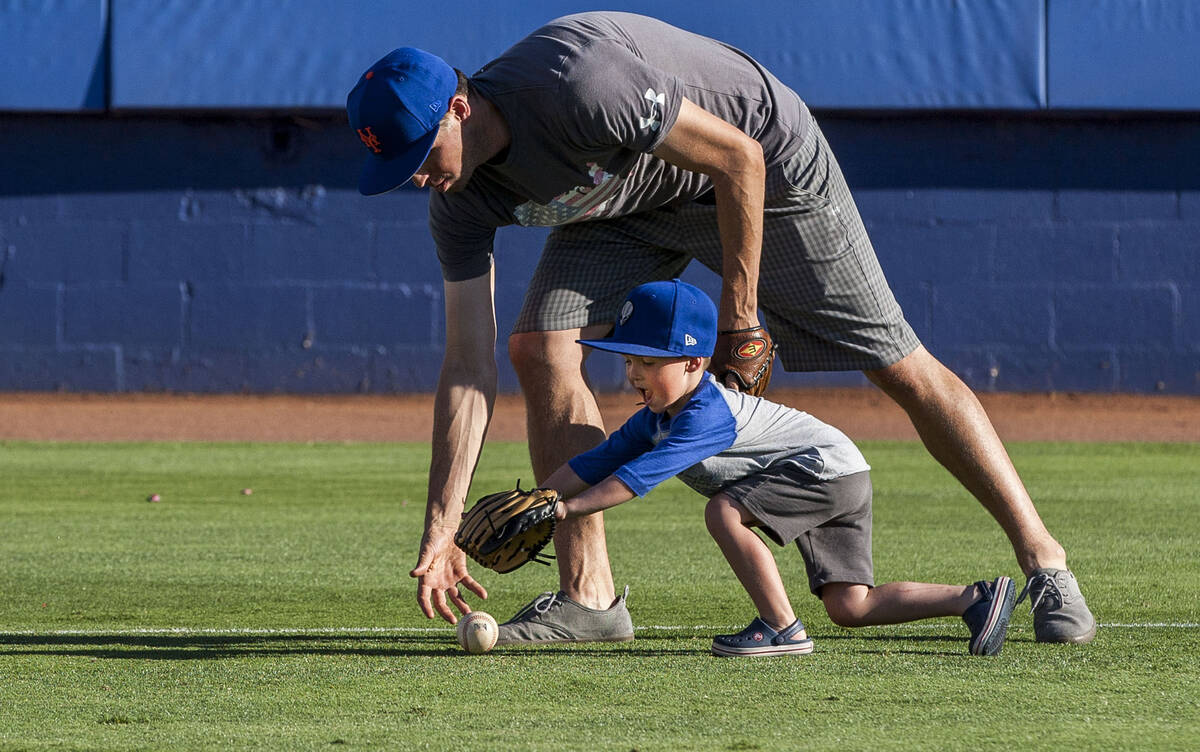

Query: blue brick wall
(1, 113), (1197, 394)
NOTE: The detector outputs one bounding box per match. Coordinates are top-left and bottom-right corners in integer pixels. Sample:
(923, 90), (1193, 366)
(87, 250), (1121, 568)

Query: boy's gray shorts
(720, 466), (874, 596)
(512, 119), (920, 372)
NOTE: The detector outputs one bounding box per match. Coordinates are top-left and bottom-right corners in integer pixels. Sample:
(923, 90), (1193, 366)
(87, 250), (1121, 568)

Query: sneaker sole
(969, 576), (1015, 656)
(1035, 620), (1097, 645)
(711, 640), (814, 657)
(496, 633), (635, 646)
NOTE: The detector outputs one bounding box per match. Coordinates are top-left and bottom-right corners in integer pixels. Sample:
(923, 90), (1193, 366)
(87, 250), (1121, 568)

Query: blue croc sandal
(963, 576), (1016, 656)
(712, 617), (815, 657)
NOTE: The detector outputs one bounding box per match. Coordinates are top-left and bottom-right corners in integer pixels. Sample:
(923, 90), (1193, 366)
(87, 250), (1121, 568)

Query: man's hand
(410, 524), (488, 624)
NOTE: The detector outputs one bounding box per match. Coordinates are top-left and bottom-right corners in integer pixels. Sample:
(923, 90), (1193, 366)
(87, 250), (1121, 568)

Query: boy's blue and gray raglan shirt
(568, 373), (870, 498)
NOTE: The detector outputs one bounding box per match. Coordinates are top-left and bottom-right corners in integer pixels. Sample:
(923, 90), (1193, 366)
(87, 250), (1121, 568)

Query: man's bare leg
(864, 345), (1066, 575)
(509, 327), (616, 609)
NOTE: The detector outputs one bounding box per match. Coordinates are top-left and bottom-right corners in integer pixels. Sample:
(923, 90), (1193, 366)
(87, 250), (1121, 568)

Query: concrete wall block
(1115, 349), (1200, 395)
(930, 284), (1054, 349)
(0, 346), (121, 391)
(1056, 190), (1179, 221)
(311, 188), (386, 220)
(372, 222), (445, 283)
(886, 281), (932, 343)
(1041, 347), (1121, 392)
(1182, 285), (1200, 351)
(942, 191), (1057, 222)
(312, 286), (438, 346)
(355, 188), (434, 225)
(1181, 191), (1200, 220)
(0, 281), (58, 346)
(244, 349), (371, 393)
(992, 223), (1117, 284)
(1117, 222), (1200, 282)
(936, 347), (998, 391)
(56, 192), (185, 222)
(129, 221), (252, 282)
(959, 347), (1121, 393)
(4, 222), (126, 284)
(245, 222), (373, 282)
(0, 195), (60, 223)
(860, 189), (1055, 223)
(63, 283), (185, 347)
(872, 222), (995, 285)
(370, 348), (447, 394)
(1055, 285), (1177, 348)
(191, 283), (309, 349)
(123, 348), (249, 393)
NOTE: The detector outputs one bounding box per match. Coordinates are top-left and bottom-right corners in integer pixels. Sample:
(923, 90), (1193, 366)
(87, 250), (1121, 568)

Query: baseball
(456, 611), (498, 654)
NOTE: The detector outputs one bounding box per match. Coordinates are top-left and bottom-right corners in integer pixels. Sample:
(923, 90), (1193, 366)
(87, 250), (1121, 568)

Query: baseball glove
(453, 483), (559, 574)
(710, 325), (778, 397)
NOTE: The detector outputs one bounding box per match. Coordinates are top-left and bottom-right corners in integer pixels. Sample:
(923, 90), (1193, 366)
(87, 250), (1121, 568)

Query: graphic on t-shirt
(639, 88), (665, 132)
(512, 162), (621, 226)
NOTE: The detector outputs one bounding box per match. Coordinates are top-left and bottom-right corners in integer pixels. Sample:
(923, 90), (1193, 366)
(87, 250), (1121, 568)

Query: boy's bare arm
(541, 463), (591, 500)
(556, 475), (637, 520)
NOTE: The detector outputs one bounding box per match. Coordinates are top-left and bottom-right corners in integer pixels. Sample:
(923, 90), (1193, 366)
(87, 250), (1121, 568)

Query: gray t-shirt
(431, 11), (811, 281)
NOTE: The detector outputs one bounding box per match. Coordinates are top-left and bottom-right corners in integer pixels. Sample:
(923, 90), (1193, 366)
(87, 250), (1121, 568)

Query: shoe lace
(511, 591), (561, 620)
(534, 592), (561, 614)
(1016, 572), (1062, 614)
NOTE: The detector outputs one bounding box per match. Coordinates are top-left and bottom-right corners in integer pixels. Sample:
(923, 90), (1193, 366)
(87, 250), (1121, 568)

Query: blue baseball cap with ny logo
(578, 279), (717, 358)
(347, 47), (458, 196)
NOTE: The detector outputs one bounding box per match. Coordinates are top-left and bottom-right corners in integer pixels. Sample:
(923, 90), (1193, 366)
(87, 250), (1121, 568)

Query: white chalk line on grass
(0, 622), (1196, 638)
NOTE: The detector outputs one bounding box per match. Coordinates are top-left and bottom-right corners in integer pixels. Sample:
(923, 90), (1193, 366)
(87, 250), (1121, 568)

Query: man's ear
(448, 93), (470, 122)
(685, 356), (706, 373)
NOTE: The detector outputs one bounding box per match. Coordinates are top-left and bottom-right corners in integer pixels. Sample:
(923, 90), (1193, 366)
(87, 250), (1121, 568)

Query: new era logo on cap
(685, 334), (698, 347)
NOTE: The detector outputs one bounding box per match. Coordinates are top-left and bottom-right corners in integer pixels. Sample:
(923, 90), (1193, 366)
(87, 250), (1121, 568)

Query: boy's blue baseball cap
(578, 279), (717, 358)
(346, 47), (458, 196)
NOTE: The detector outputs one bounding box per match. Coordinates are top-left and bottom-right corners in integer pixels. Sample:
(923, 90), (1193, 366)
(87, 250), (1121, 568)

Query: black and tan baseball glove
(710, 325), (778, 397)
(453, 483), (559, 574)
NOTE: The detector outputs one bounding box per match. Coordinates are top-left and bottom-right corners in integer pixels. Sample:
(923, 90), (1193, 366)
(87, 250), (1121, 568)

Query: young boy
(538, 279), (1016, 656)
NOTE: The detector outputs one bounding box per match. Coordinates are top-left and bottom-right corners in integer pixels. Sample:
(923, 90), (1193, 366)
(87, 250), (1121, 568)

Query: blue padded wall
(108, 0), (1043, 109)
(0, 0), (107, 110)
(1050, 0), (1200, 110)
(11, 1), (1200, 112)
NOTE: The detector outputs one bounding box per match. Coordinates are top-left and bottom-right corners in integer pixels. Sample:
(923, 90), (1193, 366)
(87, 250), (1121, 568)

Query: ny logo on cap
(357, 127), (382, 154)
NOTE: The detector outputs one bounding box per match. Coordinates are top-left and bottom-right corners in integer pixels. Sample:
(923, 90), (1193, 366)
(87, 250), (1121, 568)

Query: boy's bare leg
(510, 327), (616, 610)
(821, 582), (979, 628)
(705, 495), (799, 632)
(865, 346), (1067, 575)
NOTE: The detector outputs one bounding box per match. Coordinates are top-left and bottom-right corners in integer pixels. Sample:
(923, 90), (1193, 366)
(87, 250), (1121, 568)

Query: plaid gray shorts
(512, 119), (920, 372)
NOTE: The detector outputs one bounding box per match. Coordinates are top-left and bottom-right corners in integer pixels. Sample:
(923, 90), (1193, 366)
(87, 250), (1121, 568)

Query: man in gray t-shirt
(346, 12), (1095, 648)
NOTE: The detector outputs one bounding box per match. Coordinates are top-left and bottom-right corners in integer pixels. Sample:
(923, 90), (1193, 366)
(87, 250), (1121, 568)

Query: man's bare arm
(410, 268), (498, 622)
(427, 269), (498, 522)
(652, 97), (766, 331)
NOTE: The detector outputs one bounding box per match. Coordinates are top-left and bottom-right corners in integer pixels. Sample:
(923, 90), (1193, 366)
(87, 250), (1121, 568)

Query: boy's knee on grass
(820, 583), (872, 628)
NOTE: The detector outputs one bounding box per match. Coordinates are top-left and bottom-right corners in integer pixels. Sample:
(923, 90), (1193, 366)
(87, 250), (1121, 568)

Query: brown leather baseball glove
(710, 325), (778, 397)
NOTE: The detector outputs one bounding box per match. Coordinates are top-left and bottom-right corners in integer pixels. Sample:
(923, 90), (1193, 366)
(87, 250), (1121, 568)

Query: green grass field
(1, 440), (1197, 750)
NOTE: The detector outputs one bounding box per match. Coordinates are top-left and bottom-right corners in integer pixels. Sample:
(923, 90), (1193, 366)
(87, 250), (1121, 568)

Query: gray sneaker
(495, 586), (635, 646)
(1017, 568), (1097, 644)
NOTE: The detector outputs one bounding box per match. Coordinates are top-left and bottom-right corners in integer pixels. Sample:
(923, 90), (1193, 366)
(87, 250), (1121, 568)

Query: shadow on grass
(0, 629), (1020, 660)
(0, 633), (460, 659)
